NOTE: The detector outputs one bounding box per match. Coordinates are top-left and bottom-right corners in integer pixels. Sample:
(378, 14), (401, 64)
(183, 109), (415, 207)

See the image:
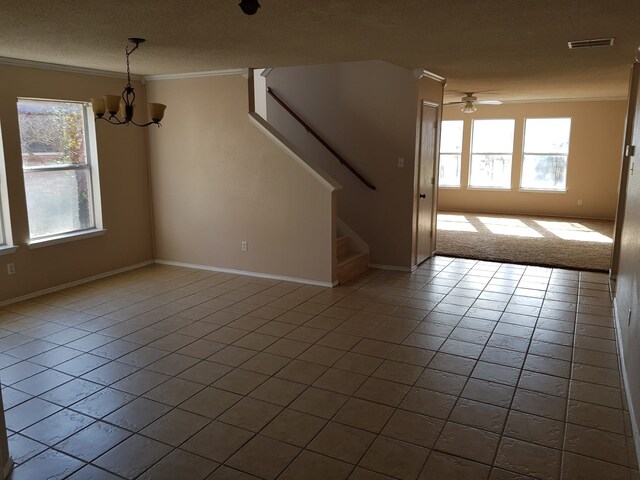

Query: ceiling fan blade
(444, 101), (465, 105)
(476, 100), (503, 105)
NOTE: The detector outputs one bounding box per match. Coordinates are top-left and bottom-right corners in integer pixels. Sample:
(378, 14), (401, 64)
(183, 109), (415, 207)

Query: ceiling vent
(568, 38), (615, 49)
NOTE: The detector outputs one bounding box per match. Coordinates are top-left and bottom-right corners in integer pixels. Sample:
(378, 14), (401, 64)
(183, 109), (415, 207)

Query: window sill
(0, 245), (18, 256)
(28, 229), (106, 249)
(518, 188), (567, 194)
(466, 187), (512, 192)
(439, 186), (461, 189)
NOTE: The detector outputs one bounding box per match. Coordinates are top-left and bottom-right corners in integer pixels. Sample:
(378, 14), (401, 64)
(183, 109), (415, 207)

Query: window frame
(438, 120), (464, 188)
(0, 123), (16, 255)
(17, 98), (104, 248)
(468, 118), (516, 190)
(519, 117), (571, 192)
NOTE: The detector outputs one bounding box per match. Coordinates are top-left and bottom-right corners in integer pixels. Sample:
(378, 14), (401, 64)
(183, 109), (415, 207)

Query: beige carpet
(435, 212), (615, 271)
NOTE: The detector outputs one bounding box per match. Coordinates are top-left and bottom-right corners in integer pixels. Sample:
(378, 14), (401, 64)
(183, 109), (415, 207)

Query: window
(521, 118), (571, 191)
(439, 120), (464, 187)
(469, 119), (515, 189)
(0, 123), (14, 251)
(17, 99), (102, 242)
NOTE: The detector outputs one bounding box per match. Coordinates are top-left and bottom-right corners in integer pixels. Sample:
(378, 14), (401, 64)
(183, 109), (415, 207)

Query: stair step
(337, 251), (368, 284)
(336, 236), (349, 257)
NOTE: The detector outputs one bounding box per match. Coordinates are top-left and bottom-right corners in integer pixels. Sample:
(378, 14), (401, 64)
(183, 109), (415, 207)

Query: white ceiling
(1, 0), (639, 101)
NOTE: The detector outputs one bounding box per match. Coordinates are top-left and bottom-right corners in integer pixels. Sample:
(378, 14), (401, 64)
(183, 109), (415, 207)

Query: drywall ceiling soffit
(0, 0), (639, 101)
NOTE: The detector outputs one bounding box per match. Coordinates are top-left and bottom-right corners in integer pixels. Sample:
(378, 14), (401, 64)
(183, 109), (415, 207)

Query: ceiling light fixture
(461, 101), (477, 114)
(239, 0), (260, 15)
(90, 38), (166, 127)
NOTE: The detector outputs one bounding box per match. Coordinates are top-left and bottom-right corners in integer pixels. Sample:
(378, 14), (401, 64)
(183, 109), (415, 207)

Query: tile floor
(0, 257), (638, 480)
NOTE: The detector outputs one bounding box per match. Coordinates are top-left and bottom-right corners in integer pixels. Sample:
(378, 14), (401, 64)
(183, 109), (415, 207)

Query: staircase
(337, 235), (368, 284)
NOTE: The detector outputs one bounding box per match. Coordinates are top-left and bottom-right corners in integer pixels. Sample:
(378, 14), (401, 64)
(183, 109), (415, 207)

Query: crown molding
(144, 68), (246, 81)
(0, 56), (140, 80)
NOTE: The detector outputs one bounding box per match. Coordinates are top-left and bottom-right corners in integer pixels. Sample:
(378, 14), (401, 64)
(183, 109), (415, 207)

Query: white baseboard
(612, 298), (640, 469)
(369, 263), (416, 272)
(155, 259), (337, 287)
(0, 260), (155, 307)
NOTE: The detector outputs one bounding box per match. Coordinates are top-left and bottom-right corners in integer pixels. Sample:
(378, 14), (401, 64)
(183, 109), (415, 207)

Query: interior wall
(265, 61), (443, 269)
(0, 64), (153, 303)
(614, 63), (640, 461)
(145, 74), (335, 285)
(439, 100), (627, 219)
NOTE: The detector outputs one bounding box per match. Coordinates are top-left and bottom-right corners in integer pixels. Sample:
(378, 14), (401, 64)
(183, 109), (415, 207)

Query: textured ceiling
(0, 0), (639, 101)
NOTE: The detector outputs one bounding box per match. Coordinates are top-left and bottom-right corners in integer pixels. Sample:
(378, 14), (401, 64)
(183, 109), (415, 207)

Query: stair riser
(337, 254), (368, 284)
(337, 237), (349, 257)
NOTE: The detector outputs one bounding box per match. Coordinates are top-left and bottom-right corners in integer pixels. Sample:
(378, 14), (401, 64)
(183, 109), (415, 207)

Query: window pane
(469, 154), (512, 188)
(521, 155), (567, 190)
(18, 100), (88, 168)
(524, 118), (571, 154)
(439, 154), (461, 186)
(440, 120), (464, 153)
(471, 119), (515, 154)
(24, 169), (94, 238)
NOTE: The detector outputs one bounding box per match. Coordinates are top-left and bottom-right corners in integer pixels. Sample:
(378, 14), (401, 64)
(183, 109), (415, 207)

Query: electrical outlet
(241, 241), (248, 252)
(577, 199), (583, 206)
(397, 158), (404, 168)
(7, 263), (15, 275)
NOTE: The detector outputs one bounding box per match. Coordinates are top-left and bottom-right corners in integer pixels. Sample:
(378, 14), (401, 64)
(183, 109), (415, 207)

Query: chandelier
(90, 38), (166, 127)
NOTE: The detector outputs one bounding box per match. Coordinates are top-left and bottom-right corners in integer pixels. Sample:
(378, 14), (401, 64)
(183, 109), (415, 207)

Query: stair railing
(267, 87), (376, 191)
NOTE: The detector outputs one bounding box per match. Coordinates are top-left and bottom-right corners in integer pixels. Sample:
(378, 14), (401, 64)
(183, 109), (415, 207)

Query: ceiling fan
(445, 92), (503, 114)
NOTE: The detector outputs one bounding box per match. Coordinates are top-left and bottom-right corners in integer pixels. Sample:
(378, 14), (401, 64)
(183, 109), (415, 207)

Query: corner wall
(0, 64), (154, 303)
(145, 74), (335, 285)
(265, 61), (443, 269)
(439, 100), (626, 219)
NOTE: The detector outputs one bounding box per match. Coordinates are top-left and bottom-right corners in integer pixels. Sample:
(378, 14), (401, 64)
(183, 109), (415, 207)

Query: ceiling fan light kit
(90, 38), (166, 127)
(445, 92), (503, 114)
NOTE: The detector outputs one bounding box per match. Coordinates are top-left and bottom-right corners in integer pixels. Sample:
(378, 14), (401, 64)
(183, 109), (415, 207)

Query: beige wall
(0, 64), (153, 303)
(266, 62), (443, 269)
(439, 100), (627, 219)
(145, 75), (335, 285)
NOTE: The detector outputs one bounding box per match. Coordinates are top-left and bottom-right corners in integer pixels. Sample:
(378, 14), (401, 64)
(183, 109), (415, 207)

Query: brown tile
(429, 352), (478, 375)
(308, 421), (376, 464)
(373, 360), (424, 385)
(217, 397), (282, 432)
(227, 435), (300, 480)
(360, 436), (429, 480)
(449, 398), (508, 433)
(69, 387), (134, 419)
(248, 377), (306, 406)
(264, 338), (311, 358)
(298, 344), (346, 366)
(289, 386), (348, 419)
(110, 369), (171, 395)
(239, 352), (290, 375)
(355, 377), (410, 406)
(387, 345), (434, 366)
(103, 397), (172, 432)
(494, 437), (561, 480)
(461, 378), (515, 408)
(565, 423), (628, 466)
(352, 338), (397, 358)
(39, 378), (103, 407)
(182, 420), (253, 462)
(572, 363), (620, 387)
(212, 368), (269, 395)
(8, 449), (84, 480)
(435, 422), (500, 464)
(419, 451), (491, 480)
(382, 409), (444, 448)
(471, 361), (520, 386)
(523, 354), (571, 378)
(334, 352), (384, 375)
(503, 410), (564, 449)
(208, 346), (257, 367)
(569, 379), (622, 408)
(313, 368), (368, 395)
(177, 360), (232, 384)
(140, 408), (210, 446)
(511, 388), (567, 421)
(479, 346), (525, 369)
(55, 420), (130, 461)
(137, 449), (218, 480)
(415, 368), (467, 395)
(400, 387), (457, 419)
(275, 359), (328, 385)
(566, 399), (625, 434)
(262, 408), (327, 447)
(94, 434), (173, 479)
(561, 452), (631, 480)
(279, 450), (352, 480)
(22, 409), (94, 446)
(208, 466), (261, 479)
(143, 377), (205, 406)
(334, 397), (394, 433)
(179, 387), (242, 418)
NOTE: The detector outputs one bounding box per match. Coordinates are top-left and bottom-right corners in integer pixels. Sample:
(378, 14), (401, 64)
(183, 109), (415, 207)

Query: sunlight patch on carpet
(535, 221), (613, 243)
(438, 214), (477, 232)
(479, 217), (544, 238)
